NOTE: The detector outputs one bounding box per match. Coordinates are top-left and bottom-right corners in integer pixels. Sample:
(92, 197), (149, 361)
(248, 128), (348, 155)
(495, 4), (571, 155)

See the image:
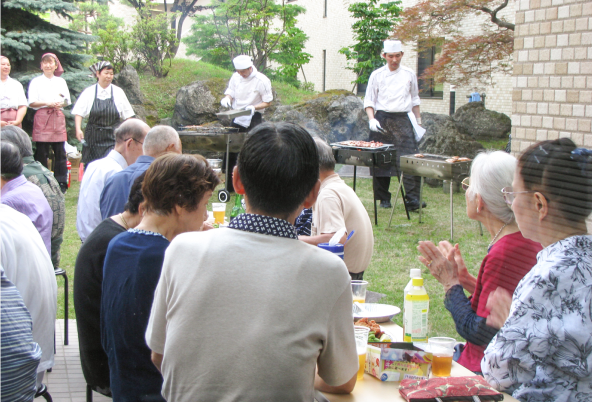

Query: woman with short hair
(0, 55), (28, 128)
(482, 139), (592, 401)
(100, 154), (219, 402)
(72, 61), (135, 166)
(28, 53), (71, 193)
(417, 150), (542, 373)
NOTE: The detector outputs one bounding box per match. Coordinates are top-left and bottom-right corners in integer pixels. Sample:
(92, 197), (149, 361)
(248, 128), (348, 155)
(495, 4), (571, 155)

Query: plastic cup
(212, 203), (226, 224)
(354, 326), (370, 380)
(351, 280), (368, 304)
(318, 243), (344, 259)
(428, 337), (455, 377)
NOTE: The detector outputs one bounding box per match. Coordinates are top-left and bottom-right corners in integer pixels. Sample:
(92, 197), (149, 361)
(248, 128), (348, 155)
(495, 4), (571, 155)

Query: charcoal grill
(331, 143), (410, 225)
(388, 153), (472, 240)
(179, 126), (246, 202)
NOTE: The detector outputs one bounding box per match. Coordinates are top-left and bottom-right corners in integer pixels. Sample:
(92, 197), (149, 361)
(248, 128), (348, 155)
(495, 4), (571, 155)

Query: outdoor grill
(388, 153), (473, 240)
(331, 143), (408, 225)
(179, 126), (247, 202)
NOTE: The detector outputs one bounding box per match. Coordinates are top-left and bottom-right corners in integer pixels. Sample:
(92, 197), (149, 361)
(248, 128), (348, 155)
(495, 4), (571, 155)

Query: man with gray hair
(100, 125), (181, 218)
(1, 126), (65, 267)
(77, 118), (149, 241)
(300, 138), (374, 280)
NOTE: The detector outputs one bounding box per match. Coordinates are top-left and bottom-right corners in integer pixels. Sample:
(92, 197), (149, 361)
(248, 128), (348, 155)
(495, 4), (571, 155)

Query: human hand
(201, 221), (215, 231)
(486, 287), (513, 329)
(220, 97), (231, 108)
(6, 120), (20, 126)
(369, 118), (384, 132)
(244, 105), (255, 116)
(418, 240), (460, 292)
(0, 121), (8, 127)
(76, 128), (84, 141)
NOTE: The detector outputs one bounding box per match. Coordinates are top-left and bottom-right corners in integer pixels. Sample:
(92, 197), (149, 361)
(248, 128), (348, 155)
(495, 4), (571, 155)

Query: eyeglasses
(501, 186), (538, 206)
(461, 177), (470, 191)
(126, 137), (143, 145)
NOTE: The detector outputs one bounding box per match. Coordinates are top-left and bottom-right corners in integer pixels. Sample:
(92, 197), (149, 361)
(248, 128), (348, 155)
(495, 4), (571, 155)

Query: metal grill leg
(418, 176), (424, 223)
(450, 180), (454, 241)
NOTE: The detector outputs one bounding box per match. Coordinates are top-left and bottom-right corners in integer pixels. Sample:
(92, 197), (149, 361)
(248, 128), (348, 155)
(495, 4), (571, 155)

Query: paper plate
(353, 303), (401, 323)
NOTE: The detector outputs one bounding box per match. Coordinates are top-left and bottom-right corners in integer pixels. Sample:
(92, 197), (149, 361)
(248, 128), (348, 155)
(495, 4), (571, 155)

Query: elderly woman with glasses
(482, 139), (592, 401)
(416, 150), (542, 374)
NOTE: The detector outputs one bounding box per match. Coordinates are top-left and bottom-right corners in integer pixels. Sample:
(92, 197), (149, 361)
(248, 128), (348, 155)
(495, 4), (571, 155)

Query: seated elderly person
(1, 204), (57, 392)
(417, 150), (541, 373)
(74, 173), (146, 397)
(482, 139), (592, 401)
(76, 119), (149, 242)
(100, 125), (181, 219)
(1, 141), (53, 256)
(101, 154), (219, 401)
(299, 138), (374, 280)
(145, 123), (358, 401)
(1, 126), (65, 267)
(1, 267), (42, 401)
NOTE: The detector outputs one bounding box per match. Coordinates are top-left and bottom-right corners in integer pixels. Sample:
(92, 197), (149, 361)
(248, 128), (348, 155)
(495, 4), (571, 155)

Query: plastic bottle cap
(412, 278), (424, 287)
(410, 269), (421, 278)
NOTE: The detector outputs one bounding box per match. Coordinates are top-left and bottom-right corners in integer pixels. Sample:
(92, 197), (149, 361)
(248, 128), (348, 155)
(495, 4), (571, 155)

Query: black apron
(81, 85), (121, 166)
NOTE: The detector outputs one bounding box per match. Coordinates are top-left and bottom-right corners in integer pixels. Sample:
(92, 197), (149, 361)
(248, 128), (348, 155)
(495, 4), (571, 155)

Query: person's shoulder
(8, 77), (24, 88)
(400, 65), (417, 76)
(369, 65), (387, 78)
(256, 71), (272, 84)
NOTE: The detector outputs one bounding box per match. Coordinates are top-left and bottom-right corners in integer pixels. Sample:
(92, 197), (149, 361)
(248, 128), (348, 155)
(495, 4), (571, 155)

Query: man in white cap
(364, 40), (424, 211)
(220, 55), (273, 192)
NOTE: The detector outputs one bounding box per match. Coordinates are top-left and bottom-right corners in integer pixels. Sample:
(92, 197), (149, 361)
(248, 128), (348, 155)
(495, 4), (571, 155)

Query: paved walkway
(44, 319), (110, 402)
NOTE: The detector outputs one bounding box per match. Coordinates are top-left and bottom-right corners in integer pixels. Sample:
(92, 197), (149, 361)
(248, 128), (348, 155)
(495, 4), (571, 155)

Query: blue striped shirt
(1, 267), (42, 402)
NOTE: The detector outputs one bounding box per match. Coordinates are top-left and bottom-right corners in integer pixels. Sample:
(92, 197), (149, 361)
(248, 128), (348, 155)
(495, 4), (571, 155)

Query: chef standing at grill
(220, 55), (273, 192)
(364, 40), (424, 211)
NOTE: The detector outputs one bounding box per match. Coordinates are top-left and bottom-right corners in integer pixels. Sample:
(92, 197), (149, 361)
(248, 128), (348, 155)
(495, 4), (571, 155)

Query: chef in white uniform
(364, 40), (424, 211)
(220, 55), (273, 192)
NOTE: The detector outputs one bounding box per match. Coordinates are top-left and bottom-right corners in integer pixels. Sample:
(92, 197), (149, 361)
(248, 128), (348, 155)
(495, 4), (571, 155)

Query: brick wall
(511, 0), (592, 153)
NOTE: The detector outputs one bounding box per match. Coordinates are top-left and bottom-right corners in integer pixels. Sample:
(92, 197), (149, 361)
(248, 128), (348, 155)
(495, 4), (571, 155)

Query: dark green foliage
(339, 0), (402, 85)
(184, 0), (311, 85)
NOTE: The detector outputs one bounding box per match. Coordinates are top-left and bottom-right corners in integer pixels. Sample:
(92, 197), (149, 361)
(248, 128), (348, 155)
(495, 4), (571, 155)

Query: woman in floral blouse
(482, 138), (592, 402)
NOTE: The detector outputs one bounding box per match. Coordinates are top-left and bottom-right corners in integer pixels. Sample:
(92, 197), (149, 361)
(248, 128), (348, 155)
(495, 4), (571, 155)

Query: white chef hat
(233, 55), (253, 70)
(383, 40), (403, 53)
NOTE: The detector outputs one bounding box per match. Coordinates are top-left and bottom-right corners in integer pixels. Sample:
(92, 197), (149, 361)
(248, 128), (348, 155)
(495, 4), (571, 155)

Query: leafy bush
(91, 21), (133, 71)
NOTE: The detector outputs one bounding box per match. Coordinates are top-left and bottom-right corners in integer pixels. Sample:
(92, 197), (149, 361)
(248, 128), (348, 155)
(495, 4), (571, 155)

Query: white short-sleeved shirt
(72, 83), (135, 120)
(27, 74), (71, 110)
(224, 69), (273, 111)
(0, 76), (28, 109)
(363, 65), (420, 113)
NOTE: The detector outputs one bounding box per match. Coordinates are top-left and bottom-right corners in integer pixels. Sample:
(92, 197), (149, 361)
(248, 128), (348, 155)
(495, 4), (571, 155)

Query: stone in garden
(419, 112), (485, 159)
(172, 78), (227, 128)
(267, 90), (369, 143)
(452, 101), (511, 140)
(113, 65), (159, 126)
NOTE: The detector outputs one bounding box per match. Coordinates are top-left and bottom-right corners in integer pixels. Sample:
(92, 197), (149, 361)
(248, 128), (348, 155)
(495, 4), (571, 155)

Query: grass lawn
(59, 172), (490, 341)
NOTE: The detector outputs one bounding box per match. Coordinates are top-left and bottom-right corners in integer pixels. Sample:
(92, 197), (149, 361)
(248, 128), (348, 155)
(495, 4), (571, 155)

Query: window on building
(323, 0), (327, 17)
(417, 41), (443, 99)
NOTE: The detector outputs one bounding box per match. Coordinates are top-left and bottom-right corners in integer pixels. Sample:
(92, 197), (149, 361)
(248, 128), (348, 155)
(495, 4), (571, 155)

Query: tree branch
(465, 0), (514, 30)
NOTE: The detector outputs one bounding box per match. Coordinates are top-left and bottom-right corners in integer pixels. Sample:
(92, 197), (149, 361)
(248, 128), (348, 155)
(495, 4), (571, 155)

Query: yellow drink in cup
(431, 354), (453, 377)
(357, 352), (366, 380)
(212, 203), (226, 224)
(351, 280), (368, 304)
(428, 337), (456, 377)
(353, 297), (365, 304)
(354, 326), (370, 381)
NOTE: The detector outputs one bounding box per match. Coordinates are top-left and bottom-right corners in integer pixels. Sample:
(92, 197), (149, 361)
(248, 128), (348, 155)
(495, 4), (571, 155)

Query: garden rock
(267, 90), (369, 143)
(172, 78), (227, 128)
(452, 101), (511, 140)
(419, 112), (485, 159)
(113, 65), (159, 125)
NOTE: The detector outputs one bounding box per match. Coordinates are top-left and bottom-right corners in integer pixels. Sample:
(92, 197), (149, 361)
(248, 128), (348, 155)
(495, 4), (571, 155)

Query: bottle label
(403, 298), (429, 342)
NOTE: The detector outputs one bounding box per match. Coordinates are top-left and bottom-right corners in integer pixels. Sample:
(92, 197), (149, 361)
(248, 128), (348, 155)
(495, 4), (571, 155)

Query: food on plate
(339, 140), (384, 148)
(458, 157), (471, 161)
(414, 154), (425, 158)
(355, 317), (389, 342)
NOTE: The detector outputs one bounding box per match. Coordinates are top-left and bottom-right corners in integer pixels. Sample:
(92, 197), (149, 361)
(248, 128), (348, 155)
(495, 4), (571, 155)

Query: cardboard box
(71, 167), (79, 182)
(366, 342), (432, 381)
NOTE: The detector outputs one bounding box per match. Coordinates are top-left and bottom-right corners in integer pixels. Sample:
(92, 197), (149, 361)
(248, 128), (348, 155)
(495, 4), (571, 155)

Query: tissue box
(366, 342), (432, 382)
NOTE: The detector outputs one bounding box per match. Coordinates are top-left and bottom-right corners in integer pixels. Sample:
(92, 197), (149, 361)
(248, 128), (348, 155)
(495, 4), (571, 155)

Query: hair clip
(571, 148), (592, 176)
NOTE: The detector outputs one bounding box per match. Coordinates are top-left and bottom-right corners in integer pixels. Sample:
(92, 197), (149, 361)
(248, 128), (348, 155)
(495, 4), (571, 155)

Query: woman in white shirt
(0, 56), (28, 128)
(72, 61), (135, 167)
(28, 53), (72, 193)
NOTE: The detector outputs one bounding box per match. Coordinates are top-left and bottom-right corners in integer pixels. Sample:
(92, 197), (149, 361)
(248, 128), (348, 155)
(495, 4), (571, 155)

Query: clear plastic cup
(212, 203), (226, 224)
(354, 326), (370, 380)
(428, 337), (456, 377)
(351, 280), (368, 304)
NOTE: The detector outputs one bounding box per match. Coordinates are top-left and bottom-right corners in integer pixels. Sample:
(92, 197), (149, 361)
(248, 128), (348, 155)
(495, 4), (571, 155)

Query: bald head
(115, 118), (150, 144)
(142, 125), (182, 157)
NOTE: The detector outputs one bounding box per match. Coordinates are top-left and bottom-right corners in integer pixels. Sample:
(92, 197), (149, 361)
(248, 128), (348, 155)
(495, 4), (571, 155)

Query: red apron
(32, 108), (67, 142)
(0, 108), (22, 128)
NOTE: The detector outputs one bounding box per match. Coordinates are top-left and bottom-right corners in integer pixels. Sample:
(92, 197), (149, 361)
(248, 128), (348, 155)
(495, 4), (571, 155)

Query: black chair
(35, 384), (52, 401)
(54, 268), (68, 345)
(86, 384), (112, 402)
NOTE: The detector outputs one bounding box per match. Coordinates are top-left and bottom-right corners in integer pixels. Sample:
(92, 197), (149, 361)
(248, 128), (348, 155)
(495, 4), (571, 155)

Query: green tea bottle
(230, 194), (244, 221)
(403, 278), (429, 342)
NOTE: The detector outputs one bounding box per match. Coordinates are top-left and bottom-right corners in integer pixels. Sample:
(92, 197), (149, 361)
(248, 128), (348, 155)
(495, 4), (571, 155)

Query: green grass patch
(138, 59), (316, 119)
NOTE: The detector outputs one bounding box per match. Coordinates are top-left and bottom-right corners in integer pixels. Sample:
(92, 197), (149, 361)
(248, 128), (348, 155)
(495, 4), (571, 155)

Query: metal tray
(353, 303), (401, 323)
(216, 109), (251, 119)
(331, 142), (394, 151)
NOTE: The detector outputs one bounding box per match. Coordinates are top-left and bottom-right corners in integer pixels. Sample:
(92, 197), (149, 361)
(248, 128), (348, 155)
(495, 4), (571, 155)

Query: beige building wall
(511, 0), (592, 153)
(293, 0), (515, 116)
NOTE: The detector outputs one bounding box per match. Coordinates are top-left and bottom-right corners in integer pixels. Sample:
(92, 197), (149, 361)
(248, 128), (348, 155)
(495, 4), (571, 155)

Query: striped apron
(0, 108), (22, 128)
(81, 85), (121, 166)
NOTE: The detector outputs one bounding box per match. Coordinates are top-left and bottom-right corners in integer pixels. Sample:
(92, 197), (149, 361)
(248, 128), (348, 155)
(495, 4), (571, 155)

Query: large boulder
(419, 112), (485, 159)
(452, 101), (511, 140)
(113, 65), (159, 125)
(267, 90), (369, 143)
(171, 78), (227, 128)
